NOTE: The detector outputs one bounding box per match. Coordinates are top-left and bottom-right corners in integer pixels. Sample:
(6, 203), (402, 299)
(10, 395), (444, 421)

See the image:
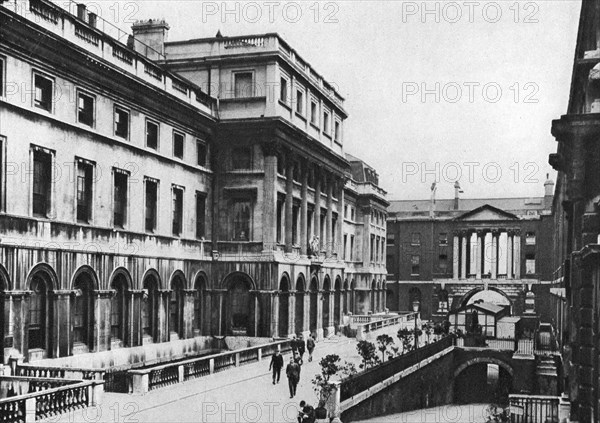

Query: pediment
(455, 204), (518, 221)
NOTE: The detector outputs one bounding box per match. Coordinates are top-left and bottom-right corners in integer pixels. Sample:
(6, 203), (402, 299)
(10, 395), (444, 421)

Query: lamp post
(412, 300), (420, 350)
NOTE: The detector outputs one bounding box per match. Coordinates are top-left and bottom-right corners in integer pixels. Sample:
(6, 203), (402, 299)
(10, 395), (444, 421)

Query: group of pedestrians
(268, 334), (317, 399)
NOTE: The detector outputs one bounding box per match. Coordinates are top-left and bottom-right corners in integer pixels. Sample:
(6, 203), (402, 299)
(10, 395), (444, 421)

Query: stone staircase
(536, 355), (560, 395)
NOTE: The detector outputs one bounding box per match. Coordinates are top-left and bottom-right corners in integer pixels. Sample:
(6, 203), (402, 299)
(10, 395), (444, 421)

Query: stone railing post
(131, 372), (149, 395)
(178, 365), (184, 383)
(209, 358), (215, 374)
(258, 348), (262, 362)
(235, 352), (240, 367)
(25, 397), (36, 423)
(91, 381), (104, 406)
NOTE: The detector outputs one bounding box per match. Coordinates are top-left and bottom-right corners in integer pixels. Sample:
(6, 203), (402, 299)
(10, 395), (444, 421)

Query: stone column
(262, 143), (279, 251)
(514, 230), (521, 280)
(285, 155), (294, 252)
(316, 291), (324, 340)
(460, 232), (468, 280)
(300, 160), (309, 256)
(491, 230), (498, 279)
(129, 289), (144, 347)
(270, 292), (279, 338)
(5, 291), (30, 360)
(51, 290), (74, 358)
(94, 290), (115, 353)
(314, 167), (322, 252)
(506, 232), (514, 279)
(453, 233), (460, 280)
(476, 231), (482, 279)
(337, 177), (345, 258)
(327, 290), (335, 335)
(326, 174), (334, 256)
(203, 290), (212, 336)
(288, 290), (296, 337)
(303, 292), (311, 337)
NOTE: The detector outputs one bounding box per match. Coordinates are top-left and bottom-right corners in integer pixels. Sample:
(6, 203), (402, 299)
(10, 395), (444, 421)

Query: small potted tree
(356, 340), (380, 369)
(311, 354), (356, 420)
(376, 334), (395, 362)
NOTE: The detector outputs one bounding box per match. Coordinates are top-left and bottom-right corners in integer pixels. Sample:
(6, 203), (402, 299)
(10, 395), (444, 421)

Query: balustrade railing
(148, 366), (179, 391)
(16, 365), (105, 381)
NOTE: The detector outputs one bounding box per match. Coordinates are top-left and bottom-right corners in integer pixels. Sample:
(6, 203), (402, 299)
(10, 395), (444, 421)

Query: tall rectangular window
(292, 205), (299, 245)
(145, 178), (158, 232)
(172, 186), (184, 236)
(197, 140), (207, 167)
(34, 73), (53, 112)
(76, 159), (93, 222)
(296, 89), (304, 115)
(232, 199), (251, 241)
(77, 91), (95, 127)
(411, 255), (421, 275)
(276, 199), (284, 244)
(196, 192), (206, 239)
(310, 100), (318, 125)
(323, 111), (330, 134)
(334, 121), (341, 142)
(146, 120), (159, 150)
(114, 107), (129, 139)
(370, 234), (376, 262)
(343, 234), (348, 260)
(349, 235), (355, 261)
(113, 170), (128, 228)
(280, 77), (288, 103)
(32, 149), (52, 217)
(173, 131), (184, 159)
(234, 72), (253, 98)
(231, 147), (252, 170)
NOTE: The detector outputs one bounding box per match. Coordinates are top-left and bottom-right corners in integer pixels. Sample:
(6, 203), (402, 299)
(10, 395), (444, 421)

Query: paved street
(51, 336), (363, 423)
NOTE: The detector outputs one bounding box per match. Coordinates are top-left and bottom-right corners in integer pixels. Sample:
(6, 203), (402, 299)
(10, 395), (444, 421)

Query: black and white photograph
(0, 0), (595, 422)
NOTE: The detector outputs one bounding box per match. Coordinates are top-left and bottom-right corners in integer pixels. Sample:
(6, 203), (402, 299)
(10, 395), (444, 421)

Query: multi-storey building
(549, 1), (600, 420)
(386, 180), (555, 325)
(0, 0), (387, 363)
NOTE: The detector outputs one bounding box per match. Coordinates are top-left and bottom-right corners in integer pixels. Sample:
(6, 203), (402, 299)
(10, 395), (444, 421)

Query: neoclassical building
(0, 0), (387, 363)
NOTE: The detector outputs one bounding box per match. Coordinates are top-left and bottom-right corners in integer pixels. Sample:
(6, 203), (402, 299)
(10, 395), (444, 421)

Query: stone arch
(110, 268), (130, 347)
(295, 274), (306, 335)
(141, 268), (163, 290)
(454, 357), (514, 379)
(295, 273), (306, 292)
(193, 271), (208, 335)
(0, 263), (11, 291)
(278, 273), (291, 337)
(223, 272), (256, 336)
(169, 270), (186, 338)
(72, 266), (97, 351)
(459, 287), (512, 309)
(453, 356), (514, 405)
(26, 263), (58, 292)
(142, 270), (161, 342)
(27, 263), (58, 357)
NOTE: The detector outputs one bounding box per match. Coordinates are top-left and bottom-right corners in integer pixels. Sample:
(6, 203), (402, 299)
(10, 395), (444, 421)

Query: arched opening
(142, 275), (160, 343)
(295, 276), (305, 335)
(170, 274), (185, 339)
(110, 272), (129, 347)
(342, 280), (349, 314)
(194, 274), (207, 336)
(333, 277), (341, 328)
(454, 360), (513, 405)
(28, 273), (53, 356)
(465, 288), (512, 310)
(309, 277), (318, 334)
(73, 272), (95, 352)
(322, 276), (331, 331)
(278, 275), (290, 337)
(225, 273), (254, 336)
(370, 280), (377, 312)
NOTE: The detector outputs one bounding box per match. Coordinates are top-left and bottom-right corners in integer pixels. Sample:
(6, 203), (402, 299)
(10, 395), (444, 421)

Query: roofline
(389, 196), (548, 204)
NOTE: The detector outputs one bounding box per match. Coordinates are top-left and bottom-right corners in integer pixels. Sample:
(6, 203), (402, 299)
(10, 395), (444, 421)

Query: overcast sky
(93, 0), (582, 201)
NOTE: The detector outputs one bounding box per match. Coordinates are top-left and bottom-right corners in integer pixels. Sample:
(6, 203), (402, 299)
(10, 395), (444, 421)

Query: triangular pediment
(455, 204), (518, 221)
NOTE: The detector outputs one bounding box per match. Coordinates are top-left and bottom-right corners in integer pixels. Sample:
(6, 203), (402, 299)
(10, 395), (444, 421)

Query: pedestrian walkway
(353, 404), (491, 423)
(51, 335), (363, 423)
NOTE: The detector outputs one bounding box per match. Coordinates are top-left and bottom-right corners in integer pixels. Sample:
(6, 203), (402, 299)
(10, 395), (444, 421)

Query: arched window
(111, 274), (128, 346)
(73, 274), (94, 350)
(29, 276), (48, 351)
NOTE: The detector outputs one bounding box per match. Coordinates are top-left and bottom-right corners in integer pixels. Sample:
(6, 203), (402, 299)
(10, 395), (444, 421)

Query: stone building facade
(549, 1), (600, 420)
(386, 181), (555, 324)
(0, 0), (387, 363)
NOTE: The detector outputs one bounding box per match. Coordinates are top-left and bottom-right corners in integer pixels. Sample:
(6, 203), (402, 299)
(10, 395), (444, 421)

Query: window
(334, 121), (341, 143)
(439, 233), (448, 246)
(296, 89), (304, 115)
(114, 107), (129, 139)
(526, 232), (536, 245)
(113, 169), (128, 228)
(310, 100), (318, 125)
(234, 72), (253, 98)
(323, 110), (330, 134)
(387, 233), (395, 246)
(32, 149), (52, 217)
(77, 91), (94, 127)
(280, 77), (288, 103)
(76, 159), (93, 222)
(145, 178), (158, 232)
(350, 207), (355, 221)
(146, 120), (159, 150)
(411, 255), (421, 275)
(343, 234), (348, 260)
(172, 186), (184, 236)
(34, 73), (53, 112)
(526, 254), (536, 275)
(276, 199), (284, 244)
(197, 140), (207, 167)
(349, 235), (355, 261)
(173, 131), (184, 159)
(231, 147), (252, 170)
(411, 232), (421, 246)
(196, 192), (206, 239)
(292, 205), (299, 245)
(370, 234), (376, 262)
(439, 254), (448, 271)
(232, 199), (251, 241)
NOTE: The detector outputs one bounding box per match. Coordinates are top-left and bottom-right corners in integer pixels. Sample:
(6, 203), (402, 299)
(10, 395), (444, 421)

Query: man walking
(269, 350), (284, 384)
(297, 335), (306, 360)
(306, 334), (316, 362)
(286, 356), (300, 398)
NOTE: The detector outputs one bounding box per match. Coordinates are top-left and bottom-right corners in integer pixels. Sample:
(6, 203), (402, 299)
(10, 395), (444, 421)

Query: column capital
(52, 289), (77, 297)
(2, 290), (32, 298)
(491, 228), (501, 236)
(94, 289), (116, 298)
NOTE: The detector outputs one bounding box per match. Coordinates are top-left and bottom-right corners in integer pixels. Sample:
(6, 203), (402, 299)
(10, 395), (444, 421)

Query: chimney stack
(454, 181), (462, 210)
(131, 19), (170, 60)
(544, 173), (554, 209)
